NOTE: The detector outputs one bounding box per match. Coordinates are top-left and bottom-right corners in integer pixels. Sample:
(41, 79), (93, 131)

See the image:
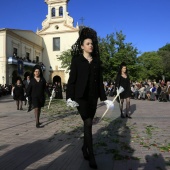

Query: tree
(158, 43), (170, 80)
(57, 49), (72, 73)
(137, 52), (163, 81)
(99, 31), (138, 81)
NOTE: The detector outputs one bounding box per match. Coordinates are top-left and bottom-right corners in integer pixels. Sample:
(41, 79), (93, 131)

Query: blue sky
(0, 0), (170, 54)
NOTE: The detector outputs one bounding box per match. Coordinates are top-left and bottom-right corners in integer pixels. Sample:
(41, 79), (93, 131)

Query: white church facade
(0, 0), (79, 85)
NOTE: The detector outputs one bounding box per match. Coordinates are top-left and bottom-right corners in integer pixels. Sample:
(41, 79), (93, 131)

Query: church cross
(80, 17), (85, 26)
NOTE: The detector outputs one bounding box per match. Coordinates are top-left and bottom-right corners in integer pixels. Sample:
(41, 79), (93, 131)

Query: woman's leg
(16, 100), (19, 110)
(19, 100), (23, 110)
(76, 98), (97, 169)
(38, 108), (41, 124)
(34, 108), (39, 127)
(126, 97), (132, 118)
(83, 117), (97, 169)
(119, 99), (125, 118)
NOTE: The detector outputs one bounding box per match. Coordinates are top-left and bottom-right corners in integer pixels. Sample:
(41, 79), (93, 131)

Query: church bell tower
(37, 0), (79, 84)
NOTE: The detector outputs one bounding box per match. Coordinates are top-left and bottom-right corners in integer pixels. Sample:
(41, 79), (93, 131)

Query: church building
(0, 0), (79, 85)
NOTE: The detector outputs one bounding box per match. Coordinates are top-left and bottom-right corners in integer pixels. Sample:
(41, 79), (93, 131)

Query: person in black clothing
(66, 27), (113, 169)
(23, 75), (30, 105)
(115, 62), (132, 118)
(53, 82), (63, 99)
(26, 65), (50, 128)
(13, 79), (25, 110)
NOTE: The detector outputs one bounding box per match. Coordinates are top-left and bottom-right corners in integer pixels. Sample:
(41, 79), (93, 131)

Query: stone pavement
(0, 95), (170, 170)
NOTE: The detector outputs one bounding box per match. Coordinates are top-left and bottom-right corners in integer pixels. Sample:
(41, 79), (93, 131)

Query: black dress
(119, 76), (131, 99)
(26, 77), (47, 109)
(67, 55), (107, 120)
(13, 85), (25, 101)
(54, 84), (63, 99)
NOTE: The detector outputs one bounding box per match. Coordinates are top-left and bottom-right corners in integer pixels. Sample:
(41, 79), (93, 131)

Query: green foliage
(158, 43), (170, 79)
(137, 52), (163, 81)
(99, 31), (139, 81)
(57, 49), (72, 73)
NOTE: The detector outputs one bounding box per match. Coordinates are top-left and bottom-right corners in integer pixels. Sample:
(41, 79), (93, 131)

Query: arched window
(51, 8), (55, 17)
(59, 6), (63, 16)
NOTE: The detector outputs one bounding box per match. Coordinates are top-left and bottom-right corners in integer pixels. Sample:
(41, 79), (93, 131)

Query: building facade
(0, 0), (79, 85)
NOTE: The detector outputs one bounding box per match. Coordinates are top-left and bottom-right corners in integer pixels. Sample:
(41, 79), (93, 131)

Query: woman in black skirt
(13, 79), (25, 110)
(66, 27), (113, 169)
(115, 62), (132, 118)
(26, 65), (50, 128)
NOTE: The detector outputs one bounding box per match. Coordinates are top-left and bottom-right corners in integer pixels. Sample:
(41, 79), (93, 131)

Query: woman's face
(34, 69), (40, 77)
(16, 80), (21, 84)
(121, 66), (126, 73)
(81, 38), (93, 54)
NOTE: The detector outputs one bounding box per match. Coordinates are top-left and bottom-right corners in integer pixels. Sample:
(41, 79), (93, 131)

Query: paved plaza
(0, 95), (170, 170)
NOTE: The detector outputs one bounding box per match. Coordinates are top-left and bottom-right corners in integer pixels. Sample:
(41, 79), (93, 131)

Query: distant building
(0, 0), (79, 85)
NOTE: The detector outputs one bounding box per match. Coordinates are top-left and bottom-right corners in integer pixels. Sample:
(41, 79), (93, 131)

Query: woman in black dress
(26, 65), (49, 128)
(53, 82), (63, 99)
(13, 79), (25, 110)
(66, 27), (113, 169)
(115, 62), (132, 118)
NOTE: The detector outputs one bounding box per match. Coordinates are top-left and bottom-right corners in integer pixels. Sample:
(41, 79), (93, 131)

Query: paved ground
(0, 94), (170, 170)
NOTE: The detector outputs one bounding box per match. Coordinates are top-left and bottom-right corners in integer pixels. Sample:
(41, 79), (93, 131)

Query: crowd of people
(12, 53), (45, 67)
(104, 79), (170, 102)
(0, 84), (12, 97)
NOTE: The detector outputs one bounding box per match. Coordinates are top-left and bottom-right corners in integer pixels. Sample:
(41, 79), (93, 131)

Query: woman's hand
(104, 100), (114, 110)
(67, 98), (79, 108)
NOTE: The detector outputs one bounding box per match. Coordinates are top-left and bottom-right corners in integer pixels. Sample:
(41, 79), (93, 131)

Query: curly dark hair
(71, 27), (100, 58)
(117, 62), (128, 75)
(30, 64), (43, 79)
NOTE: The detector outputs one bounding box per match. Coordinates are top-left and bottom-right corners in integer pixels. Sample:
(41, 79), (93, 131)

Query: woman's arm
(99, 60), (107, 101)
(66, 57), (77, 100)
(26, 80), (32, 97)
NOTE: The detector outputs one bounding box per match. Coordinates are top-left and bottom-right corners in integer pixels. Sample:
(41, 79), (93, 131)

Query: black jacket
(66, 55), (107, 101)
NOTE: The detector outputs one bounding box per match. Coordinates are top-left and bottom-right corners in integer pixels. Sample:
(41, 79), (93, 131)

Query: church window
(51, 7), (55, 17)
(59, 7), (63, 16)
(53, 37), (60, 51)
(36, 56), (39, 63)
(13, 48), (18, 57)
(26, 52), (31, 62)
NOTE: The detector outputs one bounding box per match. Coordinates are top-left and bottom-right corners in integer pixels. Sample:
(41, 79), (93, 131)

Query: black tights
(119, 97), (131, 115)
(83, 118), (94, 156)
(34, 108), (41, 125)
(16, 100), (23, 109)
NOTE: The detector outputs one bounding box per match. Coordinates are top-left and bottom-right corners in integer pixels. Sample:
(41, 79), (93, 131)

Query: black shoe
(82, 146), (89, 160)
(121, 112), (125, 118)
(27, 106), (32, 112)
(20, 108), (23, 110)
(126, 115), (132, 119)
(36, 124), (44, 128)
(38, 122), (42, 125)
(89, 155), (98, 169)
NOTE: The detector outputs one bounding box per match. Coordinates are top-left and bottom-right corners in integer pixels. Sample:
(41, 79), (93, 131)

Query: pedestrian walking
(23, 75), (30, 105)
(13, 79), (25, 110)
(115, 62), (132, 118)
(66, 27), (113, 169)
(26, 65), (50, 128)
